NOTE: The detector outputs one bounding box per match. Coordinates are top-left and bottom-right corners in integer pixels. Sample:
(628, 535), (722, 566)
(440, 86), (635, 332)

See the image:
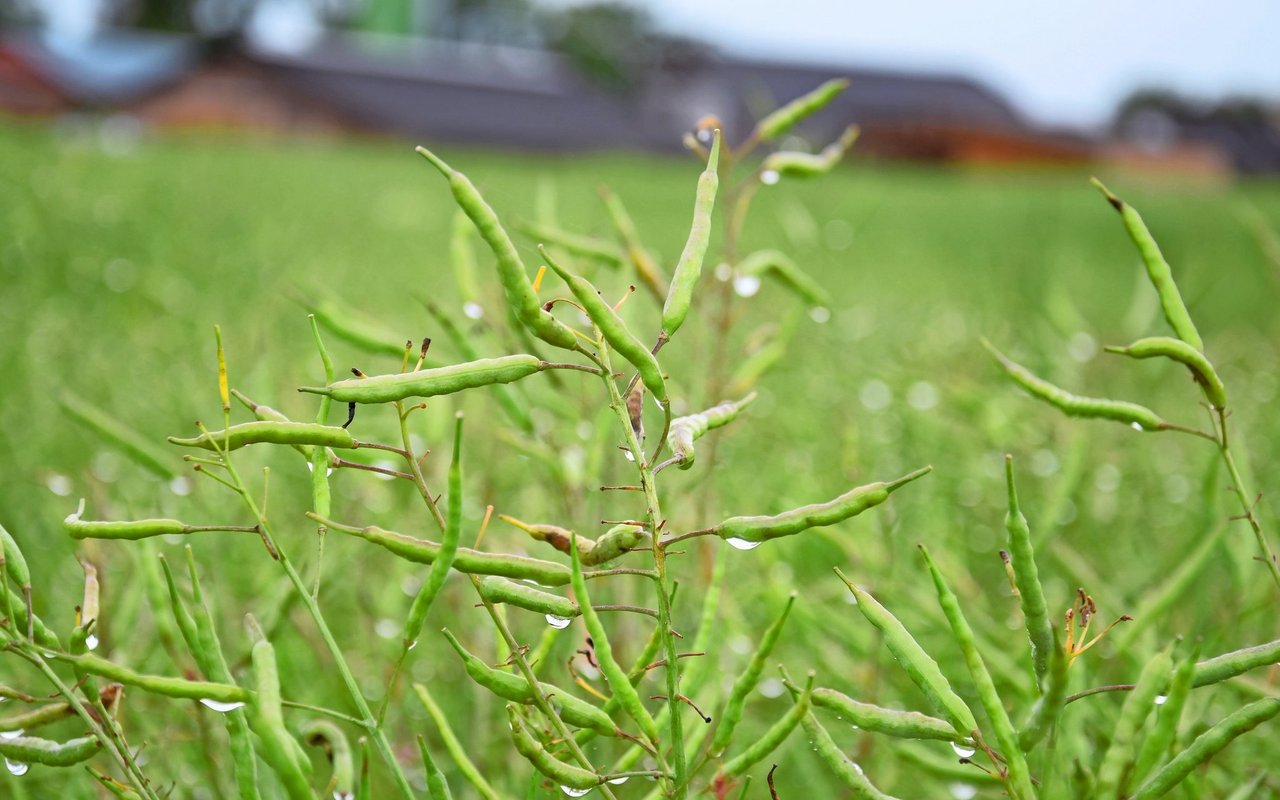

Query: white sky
(636, 0), (1280, 130)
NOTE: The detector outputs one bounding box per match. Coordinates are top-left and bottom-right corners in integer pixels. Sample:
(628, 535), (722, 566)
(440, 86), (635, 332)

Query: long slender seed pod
(735, 250), (832, 309)
(416, 147), (579, 350)
(157, 556), (201, 666)
(477, 577), (578, 619)
(301, 720), (354, 800)
(569, 535), (660, 742)
(719, 672), (813, 779)
(1105, 336), (1226, 408)
(440, 628), (616, 736)
(710, 593), (796, 756)
(230, 389), (328, 462)
(412, 684), (500, 800)
(1017, 627), (1067, 751)
(667, 393), (756, 470)
(403, 415), (464, 645)
(506, 705), (601, 790)
(0, 699), (76, 733)
(1091, 179), (1204, 352)
(801, 709), (899, 800)
(56, 652), (248, 703)
(3, 583), (59, 648)
(516, 220), (626, 268)
(167, 421), (356, 452)
(834, 569), (976, 737)
(983, 339), (1168, 430)
(661, 129), (721, 338)
(811, 688), (964, 742)
(415, 734), (454, 800)
(425, 304), (535, 432)
(65, 512), (257, 542)
(1004, 455), (1053, 686)
(1129, 698), (1280, 800)
(500, 515), (596, 560)
(299, 355), (546, 404)
(1095, 644), (1174, 799)
(1193, 638), (1280, 687)
(246, 618), (314, 800)
(761, 125), (860, 178)
(307, 296), (409, 358)
(1130, 645), (1200, 790)
(755, 78), (850, 142)
(919, 547), (1034, 800)
(0, 521), (31, 596)
(0, 734), (101, 767)
(711, 466), (929, 543)
(541, 247), (667, 401)
(599, 187), (668, 299)
(314, 515), (572, 586)
(59, 392), (176, 479)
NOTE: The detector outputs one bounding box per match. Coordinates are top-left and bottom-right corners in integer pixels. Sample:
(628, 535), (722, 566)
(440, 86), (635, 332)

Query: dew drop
(545, 614), (573, 630)
(951, 741), (976, 758)
(407, 639), (419, 651)
(0, 729), (23, 740)
(306, 462), (315, 473)
(45, 473), (72, 496)
(733, 275), (761, 298)
(607, 776), (629, 785)
(326, 467), (334, 477)
(5, 759), (28, 776)
(760, 170), (780, 185)
(200, 699), (246, 713)
(808, 306), (831, 324)
(85, 634), (99, 651)
(463, 302), (484, 319)
(334, 792), (354, 800)
(560, 787), (590, 797)
(726, 537), (761, 551)
(1154, 695), (1168, 706)
(623, 450), (635, 462)
(1131, 422), (1145, 431)
(948, 783), (977, 800)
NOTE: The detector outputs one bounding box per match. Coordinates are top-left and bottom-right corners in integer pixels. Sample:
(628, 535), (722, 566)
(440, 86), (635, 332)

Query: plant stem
(1215, 410), (1280, 591)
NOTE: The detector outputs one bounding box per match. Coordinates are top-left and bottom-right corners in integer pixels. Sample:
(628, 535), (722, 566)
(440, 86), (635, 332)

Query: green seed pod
(569, 536), (660, 742)
(299, 355), (544, 405)
(246, 619), (314, 800)
(167, 421), (356, 452)
(412, 684), (501, 800)
(712, 466), (929, 544)
(301, 719), (354, 800)
(307, 295), (411, 358)
(540, 248), (667, 402)
(1095, 644), (1174, 799)
(812, 688), (964, 742)
(800, 706), (899, 800)
(983, 339), (1168, 431)
(1193, 637), (1280, 687)
(582, 524), (644, 566)
(440, 629), (616, 737)
(1004, 455), (1053, 686)
(661, 128), (721, 338)
(319, 517), (572, 586)
(415, 734), (454, 800)
(711, 593), (795, 756)
(0, 700), (75, 734)
(1017, 627), (1067, 751)
(719, 672), (812, 779)
(505, 705), (601, 790)
(1129, 698), (1280, 800)
(425, 305), (535, 433)
(3, 582), (60, 649)
(1105, 336), (1226, 408)
(667, 393), (756, 470)
(499, 515), (596, 560)
(0, 734), (101, 767)
(1130, 644), (1200, 790)
(403, 415), (464, 646)
(1092, 179), (1204, 352)
(477, 576), (578, 619)
(416, 147), (579, 351)
(834, 569), (977, 737)
(919, 547), (1034, 800)
(57, 652), (248, 704)
(735, 250), (832, 309)
(516, 220), (625, 269)
(755, 78), (850, 142)
(230, 389), (324, 462)
(0, 522), (31, 593)
(761, 125), (859, 178)
(59, 392), (176, 479)
(599, 186), (668, 300)
(64, 510), (255, 542)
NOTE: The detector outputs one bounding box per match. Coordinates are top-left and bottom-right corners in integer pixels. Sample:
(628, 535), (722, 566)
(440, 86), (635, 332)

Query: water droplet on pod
(607, 776), (629, 785)
(1154, 695), (1168, 706)
(726, 537), (761, 551)
(199, 699), (247, 713)
(560, 787), (590, 798)
(85, 634), (99, 651)
(545, 614), (573, 630)
(0, 729), (23, 740)
(5, 759), (28, 776)
(951, 742), (976, 758)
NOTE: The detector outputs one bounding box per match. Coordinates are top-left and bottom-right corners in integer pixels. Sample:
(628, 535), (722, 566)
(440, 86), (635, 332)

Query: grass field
(1, 118), (1279, 798)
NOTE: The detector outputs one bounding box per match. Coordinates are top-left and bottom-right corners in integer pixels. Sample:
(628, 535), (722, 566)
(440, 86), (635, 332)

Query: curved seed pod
(516, 220), (625, 268)
(801, 707), (900, 800)
(1130, 645), (1200, 790)
(1105, 336), (1226, 408)
(65, 511), (255, 542)
(582, 525), (644, 566)
(540, 247), (667, 402)
(413, 684), (500, 800)
(668, 393), (756, 470)
(1004, 455), (1053, 685)
(505, 705), (601, 790)
(755, 78), (850, 142)
(1129, 698), (1280, 800)
(416, 147), (579, 351)
(59, 652), (248, 703)
(834, 569), (977, 737)
(599, 187), (668, 299)
(231, 389), (326, 462)
(661, 128), (721, 338)
(403, 415), (464, 646)
(246, 618), (314, 800)
(301, 719), (354, 800)
(3, 582), (60, 649)
(0, 521), (31, 595)
(711, 593), (795, 756)
(761, 125), (860, 178)
(477, 577), (578, 619)
(167, 421), (355, 452)
(712, 466), (930, 544)
(812, 688), (964, 742)
(1193, 637), (1280, 687)
(1017, 627), (1067, 751)
(425, 305), (535, 433)
(0, 734), (101, 767)
(569, 535), (660, 742)
(0, 700), (76, 733)
(59, 392), (176, 479)
(318, 517), (571, 586)
(735, 250), (832, 309)
(440, 629), (616, 737)
(719, 672), (812, 779)
(1095, 644), (1174, 799)
(415, 734), (454, 800)
(299, 354), (545, 404)
(1092, 179), (1204, 352)
(499, 515), (596, 560)
(983, 339), (1168, 431)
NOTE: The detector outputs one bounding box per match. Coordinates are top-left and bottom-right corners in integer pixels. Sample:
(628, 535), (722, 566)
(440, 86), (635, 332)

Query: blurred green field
(1, 118), (1279, 798)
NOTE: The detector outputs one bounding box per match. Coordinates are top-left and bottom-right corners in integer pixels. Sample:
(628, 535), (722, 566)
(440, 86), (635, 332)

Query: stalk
(1216, 409), (1280, 590)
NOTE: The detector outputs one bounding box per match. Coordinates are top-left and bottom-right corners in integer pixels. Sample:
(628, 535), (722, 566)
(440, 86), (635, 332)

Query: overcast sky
(636, 0), (1280, 130)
